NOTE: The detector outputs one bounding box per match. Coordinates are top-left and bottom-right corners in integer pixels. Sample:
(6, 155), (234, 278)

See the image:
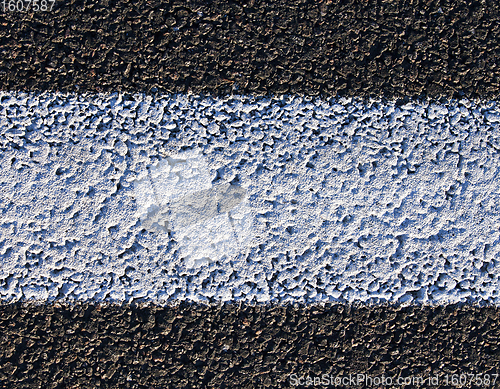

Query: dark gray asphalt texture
(0, 303), (499, 388)
(0, 0), (499, 99)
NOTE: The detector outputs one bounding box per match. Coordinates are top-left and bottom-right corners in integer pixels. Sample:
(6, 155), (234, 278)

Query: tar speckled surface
(0, 0), (499, 99)
(0, 303), (499, 388)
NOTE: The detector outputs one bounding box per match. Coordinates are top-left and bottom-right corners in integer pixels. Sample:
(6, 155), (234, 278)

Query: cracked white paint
(133, 149), (253, 268)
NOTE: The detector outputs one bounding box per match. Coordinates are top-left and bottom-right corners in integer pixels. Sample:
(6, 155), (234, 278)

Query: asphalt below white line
(1, 92), (500, 305)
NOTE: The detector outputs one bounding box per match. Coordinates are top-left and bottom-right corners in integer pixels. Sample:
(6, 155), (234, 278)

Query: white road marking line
(134, 149), (253, 268)
(0, 92), (499, 305)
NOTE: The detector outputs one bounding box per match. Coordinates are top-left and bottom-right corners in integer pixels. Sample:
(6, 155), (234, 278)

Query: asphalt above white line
(1, 92), (500, 305)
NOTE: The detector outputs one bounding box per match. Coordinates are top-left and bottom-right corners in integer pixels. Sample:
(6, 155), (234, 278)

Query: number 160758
(2, 0), (55, 12)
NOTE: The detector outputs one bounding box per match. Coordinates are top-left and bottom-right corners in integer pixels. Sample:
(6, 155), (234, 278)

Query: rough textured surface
(0, 303), (499, 388)
(2, 92), (500, 305)
(0, 0), (499, 99)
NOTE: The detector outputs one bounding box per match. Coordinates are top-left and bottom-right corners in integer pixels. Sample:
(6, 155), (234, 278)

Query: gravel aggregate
(1, 302), (499, 388)
(0, 0), (499, 98)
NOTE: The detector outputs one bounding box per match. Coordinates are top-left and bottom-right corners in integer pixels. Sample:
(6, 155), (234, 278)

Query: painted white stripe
(133, 149), (253, 269)
(1, 92), (500, 305)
